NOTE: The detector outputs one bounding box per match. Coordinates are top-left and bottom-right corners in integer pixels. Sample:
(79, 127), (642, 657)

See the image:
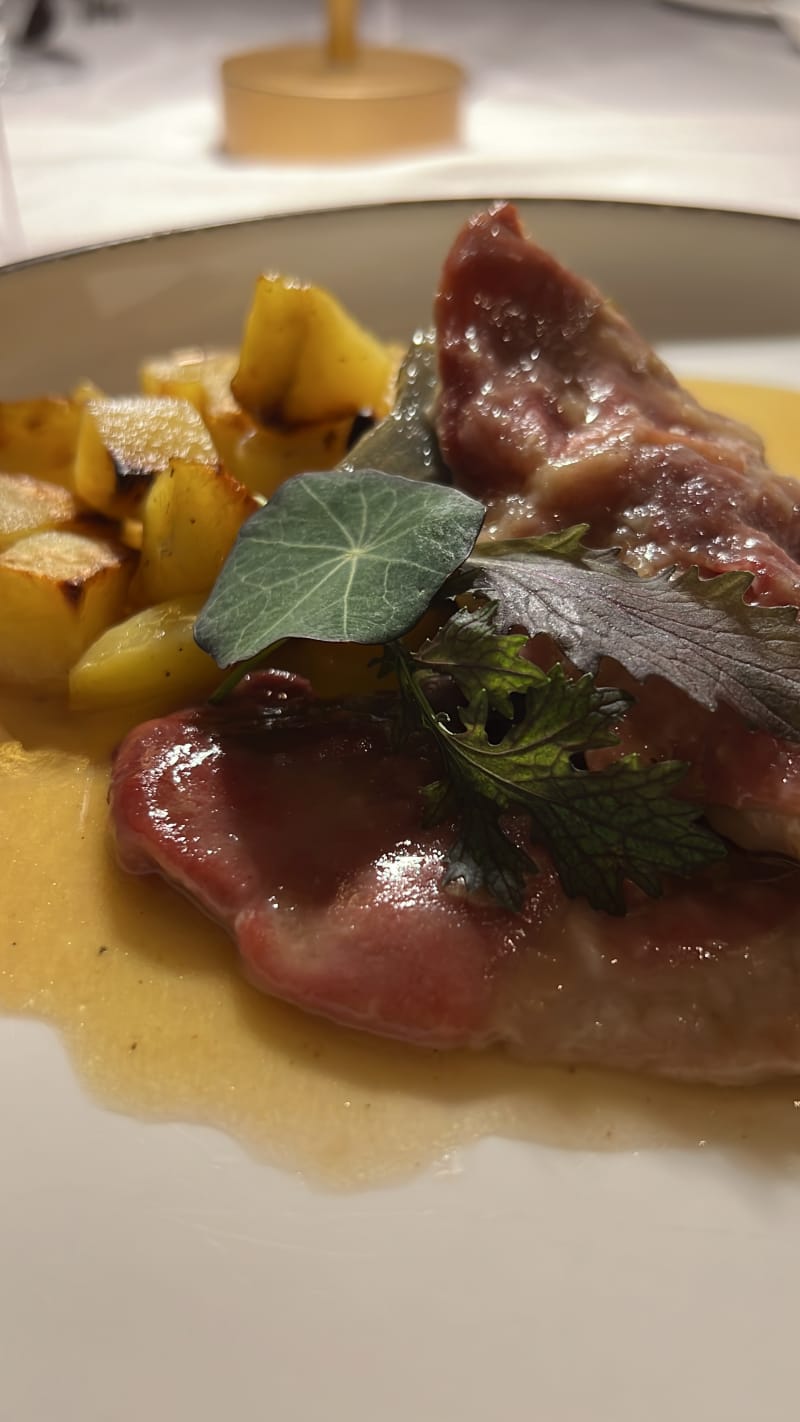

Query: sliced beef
(575, 661), (800, 860)
(111, 674), (800, 1083)
(436, 203), (800, 859)
(436, 203), (800, 606)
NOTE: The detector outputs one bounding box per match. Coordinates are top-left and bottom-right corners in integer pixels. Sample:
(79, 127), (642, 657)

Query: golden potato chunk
(0, 473), (80, 551)
(201, 402), (256, 472)
(119, 517), (143, 551)
(140, 349), (261, 479)
(69, 595), (220, 712)
(218, 418), (353, 499)
(273, 639), (384, 700)
(74, 396), (216, 518)
(139, 348), (239, 416)
(0, 397), (81, 488)
(131, 458), (258, 606)
(232, 276), (394, 427)
(0, 530), (134, 690)
(71, 379), (104, 406)
(140, 338), (401, 500)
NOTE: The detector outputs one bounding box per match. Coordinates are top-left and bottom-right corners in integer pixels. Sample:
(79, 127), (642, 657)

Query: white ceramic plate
(662, 0), (772, 18)
(2, 200), (800, 1422)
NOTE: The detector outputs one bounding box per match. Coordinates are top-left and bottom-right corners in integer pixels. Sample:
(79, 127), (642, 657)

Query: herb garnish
(390, 608), (724, 913)
(194, 469), (743, 912)
(465, 529), (800, 741)
(342, 330), (447, 482)
(194, 337), (800, 914)
(194, 468), (483, 661)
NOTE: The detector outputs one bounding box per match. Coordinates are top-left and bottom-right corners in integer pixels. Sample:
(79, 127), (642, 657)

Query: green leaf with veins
(512, 756), (720, 914)
(441, 802), (538, 911)
(462, 528), (800, 741)
(394, 616), (725, 913)
(414, 604), (543, 718)
(343, 330), (447, 482)
(194, 469), (484, 667)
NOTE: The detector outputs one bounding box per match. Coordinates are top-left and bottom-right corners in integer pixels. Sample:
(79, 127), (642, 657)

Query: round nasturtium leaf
(195, 467), (484, 667)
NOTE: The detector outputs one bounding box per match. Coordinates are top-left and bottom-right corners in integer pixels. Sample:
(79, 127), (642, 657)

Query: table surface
(1, 0), (799, 264)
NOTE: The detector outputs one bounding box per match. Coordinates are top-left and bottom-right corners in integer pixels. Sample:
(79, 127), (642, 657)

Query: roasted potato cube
(0, 397), (81, 488)
(0, 530), (134, 689)
(132, 458), (258, 606)
(139, 348), (239, 415)
(140, 349), (257, 475)
(272, 639), (385, 700)
(270, 605), (440, 699)
(119, 517), (143, 551)
(71, 379), (104, 406)
(217, 418), (353, 498)
(232, 276), (394, 426)
(74, 396), (216, 518)
(0, 473), (80, 551)
(69, 595), (220, 711)
(139, 338), (399, 500)
(201, 402), (255, 472)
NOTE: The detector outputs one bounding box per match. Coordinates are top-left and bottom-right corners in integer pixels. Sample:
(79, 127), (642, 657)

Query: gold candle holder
(221, 0), (464, 162)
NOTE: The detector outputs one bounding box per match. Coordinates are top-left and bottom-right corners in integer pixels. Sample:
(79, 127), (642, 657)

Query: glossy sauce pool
(2, 379), (800, 1187)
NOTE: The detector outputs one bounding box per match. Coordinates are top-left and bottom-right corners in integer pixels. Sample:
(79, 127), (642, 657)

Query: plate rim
(1, 194), (798, 280)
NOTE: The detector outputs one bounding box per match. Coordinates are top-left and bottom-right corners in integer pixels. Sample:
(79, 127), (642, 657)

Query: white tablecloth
(1, 0), (799, 264)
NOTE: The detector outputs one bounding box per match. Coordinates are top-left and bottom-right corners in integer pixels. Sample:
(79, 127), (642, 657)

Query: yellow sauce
(1, 379), (799, 1187)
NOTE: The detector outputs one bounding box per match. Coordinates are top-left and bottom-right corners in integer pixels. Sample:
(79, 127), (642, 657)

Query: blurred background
(1, 0), (799, 262)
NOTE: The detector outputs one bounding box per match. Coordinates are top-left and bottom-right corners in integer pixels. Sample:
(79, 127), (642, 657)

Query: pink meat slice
(436, 202), (800, 606)
(111, 672), (800, 1082)
(437, 203), (800, 848)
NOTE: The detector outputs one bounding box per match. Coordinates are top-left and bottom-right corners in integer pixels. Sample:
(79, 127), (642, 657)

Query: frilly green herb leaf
(394, 614), (725, 913)
(413, 604), (544, 718)
(440, 802), (538, 910)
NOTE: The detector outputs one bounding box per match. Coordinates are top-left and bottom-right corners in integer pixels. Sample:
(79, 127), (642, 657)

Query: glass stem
(326, 0), (360, 66)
